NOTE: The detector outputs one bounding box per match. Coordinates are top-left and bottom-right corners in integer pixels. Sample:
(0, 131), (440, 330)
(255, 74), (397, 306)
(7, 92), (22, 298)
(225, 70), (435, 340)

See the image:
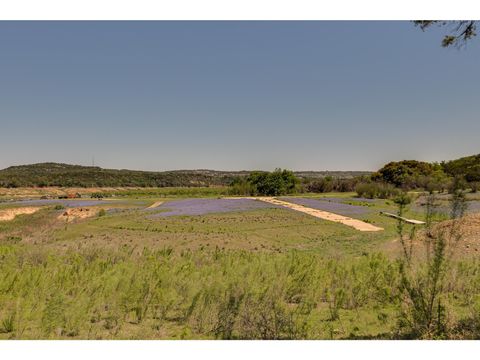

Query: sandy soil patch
(0, 207), (41, 221)
(385, 213), (480, 258)
(225, 197), (383, 232)
(146, 201), (164, 209)
(58, 207), (102, 222)
(431, 213), (480, 255)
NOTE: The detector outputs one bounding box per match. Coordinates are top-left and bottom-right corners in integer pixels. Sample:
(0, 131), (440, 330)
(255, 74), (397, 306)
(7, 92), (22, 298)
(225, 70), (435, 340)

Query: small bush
(355, 182), (400, 199)
(1, 314), (15, 334)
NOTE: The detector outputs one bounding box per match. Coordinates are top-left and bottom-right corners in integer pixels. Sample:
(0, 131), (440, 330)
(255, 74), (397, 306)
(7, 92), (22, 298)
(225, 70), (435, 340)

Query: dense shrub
(355, 182), (400, 199)
(304, 177), (361, 193)
(442, 154), (480, 182)
(248, 169), (299, 196)
(372, 160), (450, 190)
(448, 176), (468, 194)
(228, 178), (257, 196)
(229, 169), (299, 196)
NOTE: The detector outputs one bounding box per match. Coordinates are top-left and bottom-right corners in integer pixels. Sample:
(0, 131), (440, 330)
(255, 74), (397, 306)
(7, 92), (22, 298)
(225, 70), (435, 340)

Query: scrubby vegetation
(355, 182), (400, 200)
(371, 160), (450, 191)
(303, 176), (363, 193)
(224, 154), (480, 199)
(1, 244), (480, 340)
(0, 173), (478, 339)
(442, 154), (480, 183)
(0, 163), (238, 188)
(229, 169), (300, 196)
(3, 155), (479, 199)
(352, 155), (480, 199)
(0, 163), (366, 189)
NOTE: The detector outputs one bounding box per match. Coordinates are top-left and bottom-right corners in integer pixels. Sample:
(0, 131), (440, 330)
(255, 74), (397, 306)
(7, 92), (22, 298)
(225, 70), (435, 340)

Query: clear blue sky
(1, 21), (479, 171)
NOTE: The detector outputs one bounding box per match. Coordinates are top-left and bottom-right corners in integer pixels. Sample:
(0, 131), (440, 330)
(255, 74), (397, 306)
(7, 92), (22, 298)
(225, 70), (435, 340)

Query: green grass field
(1, 191), (479, 339)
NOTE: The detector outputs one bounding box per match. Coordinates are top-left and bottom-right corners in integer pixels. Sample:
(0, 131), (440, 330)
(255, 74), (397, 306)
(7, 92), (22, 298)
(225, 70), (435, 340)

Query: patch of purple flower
(148, 198), (278, 217)
(279, 197), (369, 216)
(313, 197), (378, 204)
(412, 200), (480, 215)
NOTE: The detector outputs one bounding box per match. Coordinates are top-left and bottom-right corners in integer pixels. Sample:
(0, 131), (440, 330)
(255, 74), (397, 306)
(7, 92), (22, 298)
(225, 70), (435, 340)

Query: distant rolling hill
(0, 163), (371, 188)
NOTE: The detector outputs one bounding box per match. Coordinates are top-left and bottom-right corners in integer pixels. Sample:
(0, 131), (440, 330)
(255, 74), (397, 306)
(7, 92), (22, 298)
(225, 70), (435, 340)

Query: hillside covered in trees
(0, 163), (368, 188)
(371, 154), (480, 191)
(1, 154), (478, 191)
(0, 163), (238, 188)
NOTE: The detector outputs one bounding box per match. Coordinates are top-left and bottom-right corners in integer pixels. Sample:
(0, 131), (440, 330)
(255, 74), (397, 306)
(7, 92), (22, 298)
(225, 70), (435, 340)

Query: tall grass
(355, 182), (400, 199)
(394, 190), (476, 339)
(1, 244), (480, 339)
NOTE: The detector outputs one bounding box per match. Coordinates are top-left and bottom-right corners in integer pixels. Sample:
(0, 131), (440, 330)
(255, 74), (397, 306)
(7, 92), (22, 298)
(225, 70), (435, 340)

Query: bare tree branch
(413, 20), (477, 48)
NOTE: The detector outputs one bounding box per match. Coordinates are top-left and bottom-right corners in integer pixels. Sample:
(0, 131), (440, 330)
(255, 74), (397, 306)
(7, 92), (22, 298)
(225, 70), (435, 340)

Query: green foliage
(0, 163), (240, 188)
(247, 169), (299, 196)
(115, 187), (229, 198)
(395, 190), (468, 339)
(365, 154), (480, 192)
(0, 245), (415, 339)
(1, 314), (15, 334)
(304, 177), (361, 193)
(373, 160), (438, 188)
(442, 154), (480, 183)
(0, 163), (367, 190)
(229, 169), (299, 196)
(227, 177), (257, 196)
(393, 193), (411, 207)
(355, 182), (400, 199)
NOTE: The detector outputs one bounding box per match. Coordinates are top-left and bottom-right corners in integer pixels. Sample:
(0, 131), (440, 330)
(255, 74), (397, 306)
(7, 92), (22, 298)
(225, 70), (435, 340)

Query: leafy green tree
(442, 154), (480, 183)
(373, 160), (436, 188)
(246, 169), (299, 196)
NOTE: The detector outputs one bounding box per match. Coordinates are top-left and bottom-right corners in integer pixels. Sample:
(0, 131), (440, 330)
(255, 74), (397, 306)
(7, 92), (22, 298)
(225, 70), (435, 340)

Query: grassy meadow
(1, 189), (480, 339)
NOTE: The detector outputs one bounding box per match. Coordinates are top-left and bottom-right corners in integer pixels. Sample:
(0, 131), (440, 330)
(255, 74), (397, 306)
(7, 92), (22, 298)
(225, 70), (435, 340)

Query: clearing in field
(226, 197), (383, 232)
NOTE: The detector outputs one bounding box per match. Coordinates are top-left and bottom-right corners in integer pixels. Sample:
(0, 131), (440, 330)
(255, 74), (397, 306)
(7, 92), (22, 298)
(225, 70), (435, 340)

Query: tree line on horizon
(0, 154), (479, 198)
(230, 154), (480, 197)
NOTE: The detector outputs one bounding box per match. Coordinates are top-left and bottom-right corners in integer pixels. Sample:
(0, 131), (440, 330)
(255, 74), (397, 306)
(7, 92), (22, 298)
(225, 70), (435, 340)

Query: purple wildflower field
(279, 197), (369, 216)
(312, 197), (378, 204)
(412, 200), (480, 215)
(148, 198), (279, 217)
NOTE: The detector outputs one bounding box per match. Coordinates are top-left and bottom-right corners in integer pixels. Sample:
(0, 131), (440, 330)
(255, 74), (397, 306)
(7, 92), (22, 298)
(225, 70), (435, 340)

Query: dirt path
(226, 197), (383, 232)
(146, 201), (164, 209)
